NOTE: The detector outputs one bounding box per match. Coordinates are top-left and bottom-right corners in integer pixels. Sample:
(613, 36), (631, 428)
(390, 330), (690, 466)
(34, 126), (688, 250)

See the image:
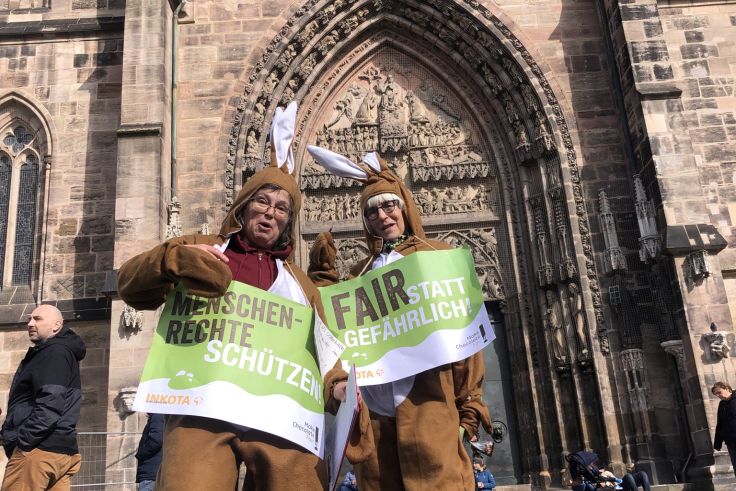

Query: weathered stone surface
(0, 0), (734, 486)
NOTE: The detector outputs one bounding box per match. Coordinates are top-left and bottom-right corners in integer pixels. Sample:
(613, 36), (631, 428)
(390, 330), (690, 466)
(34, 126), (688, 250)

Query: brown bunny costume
(118, 104), (352, 491)
(308, 150), (492, 491)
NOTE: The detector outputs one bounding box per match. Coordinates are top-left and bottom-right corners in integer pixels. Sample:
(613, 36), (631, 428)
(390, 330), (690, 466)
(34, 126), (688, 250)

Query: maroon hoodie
(223, 233), (292, 291)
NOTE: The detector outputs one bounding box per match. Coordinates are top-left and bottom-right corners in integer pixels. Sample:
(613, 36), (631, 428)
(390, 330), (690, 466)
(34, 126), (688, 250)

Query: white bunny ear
(307, 145), (369, 181)
(361, 152), (381, 173)
(271, 101), (297, 173)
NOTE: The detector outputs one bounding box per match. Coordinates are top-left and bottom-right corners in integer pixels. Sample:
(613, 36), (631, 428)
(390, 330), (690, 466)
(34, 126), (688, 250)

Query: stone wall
(0, 0), (124, 482)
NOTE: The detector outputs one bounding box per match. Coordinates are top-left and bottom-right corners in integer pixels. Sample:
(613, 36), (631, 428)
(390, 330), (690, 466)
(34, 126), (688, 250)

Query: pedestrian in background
(135, 413), (164, 491)
(713, 381), (736, 477)
(1, 305), (85, 491)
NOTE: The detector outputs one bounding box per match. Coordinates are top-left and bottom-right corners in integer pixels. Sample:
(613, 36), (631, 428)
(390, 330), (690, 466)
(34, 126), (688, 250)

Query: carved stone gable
(299, 52), (507, 302)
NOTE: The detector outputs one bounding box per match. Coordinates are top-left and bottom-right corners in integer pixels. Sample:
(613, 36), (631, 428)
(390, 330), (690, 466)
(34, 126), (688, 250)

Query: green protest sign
(132, 281), (325, 456)
(317, 248), (494, 385)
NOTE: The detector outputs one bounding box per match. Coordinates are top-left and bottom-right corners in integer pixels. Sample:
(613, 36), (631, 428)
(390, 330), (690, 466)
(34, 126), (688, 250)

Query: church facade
(1, 0), (735, 488)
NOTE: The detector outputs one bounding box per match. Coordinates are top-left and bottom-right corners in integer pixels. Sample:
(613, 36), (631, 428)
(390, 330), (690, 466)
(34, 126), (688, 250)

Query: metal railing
(72, 431), (141, 490)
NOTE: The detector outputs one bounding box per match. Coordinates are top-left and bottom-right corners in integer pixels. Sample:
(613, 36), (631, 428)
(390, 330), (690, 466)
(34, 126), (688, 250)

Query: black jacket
(715, 393), (736, 450)
(1, 326), (86, 457)
(135, 413), (164, 482)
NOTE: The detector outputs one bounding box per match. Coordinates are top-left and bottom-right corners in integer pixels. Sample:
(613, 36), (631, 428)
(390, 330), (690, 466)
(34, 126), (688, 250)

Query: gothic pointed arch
(225, 0), (606, 349)
(223, 1), (615, 484)
(0, 91), (53, 292)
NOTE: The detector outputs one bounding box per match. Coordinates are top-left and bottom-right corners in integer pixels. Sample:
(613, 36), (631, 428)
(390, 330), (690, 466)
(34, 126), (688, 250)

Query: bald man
(1, 305), (86, 491)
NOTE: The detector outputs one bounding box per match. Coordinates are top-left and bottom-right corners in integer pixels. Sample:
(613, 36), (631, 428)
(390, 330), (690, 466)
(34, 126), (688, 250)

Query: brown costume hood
(218, 166), (301, 258)
(359, 154), (425, 255)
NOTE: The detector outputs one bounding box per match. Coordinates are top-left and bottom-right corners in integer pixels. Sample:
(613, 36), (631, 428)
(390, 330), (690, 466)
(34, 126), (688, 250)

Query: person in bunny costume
(117, 103), (355, 490)
(306, 145), (492, 491)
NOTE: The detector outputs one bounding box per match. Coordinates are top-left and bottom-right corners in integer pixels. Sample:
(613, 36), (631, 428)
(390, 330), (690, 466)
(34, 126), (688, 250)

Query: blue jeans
(137, 480), (155, 491)
(622, 471), (650, 491)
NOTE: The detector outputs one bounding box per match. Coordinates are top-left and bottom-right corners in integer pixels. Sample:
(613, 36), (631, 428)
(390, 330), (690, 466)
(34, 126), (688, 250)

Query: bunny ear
(270, 101), (297, 174)
(361, 152), (381, 173)
(307, 145), (369, 182)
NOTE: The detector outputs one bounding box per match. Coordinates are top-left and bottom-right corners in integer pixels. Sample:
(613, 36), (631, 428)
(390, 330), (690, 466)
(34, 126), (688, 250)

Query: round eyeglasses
(364, 200), (399, 220)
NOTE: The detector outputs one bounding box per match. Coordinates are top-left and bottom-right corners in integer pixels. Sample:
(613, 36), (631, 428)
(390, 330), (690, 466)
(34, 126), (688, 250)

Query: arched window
(0, 122), (44, 288)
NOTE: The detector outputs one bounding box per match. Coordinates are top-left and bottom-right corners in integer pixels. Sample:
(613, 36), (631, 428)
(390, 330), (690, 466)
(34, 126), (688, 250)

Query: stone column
(108, 0), (175, 484)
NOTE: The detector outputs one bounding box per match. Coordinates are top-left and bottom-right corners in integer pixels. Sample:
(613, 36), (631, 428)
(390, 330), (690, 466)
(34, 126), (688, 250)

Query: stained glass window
(12, 154), (38, 285)
(0, 154), (11, 285)
(3, 126), (34, 155)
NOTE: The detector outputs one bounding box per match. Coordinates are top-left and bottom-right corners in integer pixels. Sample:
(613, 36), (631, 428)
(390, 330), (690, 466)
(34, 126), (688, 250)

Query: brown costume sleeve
(452, 351), (492, 438)
(307, 231), (340, 286)
(117, 234), (232, 311)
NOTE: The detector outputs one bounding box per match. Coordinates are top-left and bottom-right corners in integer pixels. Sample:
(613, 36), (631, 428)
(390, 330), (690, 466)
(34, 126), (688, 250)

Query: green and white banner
(318, 248), (494, 385)
(132, 282), (325, 457)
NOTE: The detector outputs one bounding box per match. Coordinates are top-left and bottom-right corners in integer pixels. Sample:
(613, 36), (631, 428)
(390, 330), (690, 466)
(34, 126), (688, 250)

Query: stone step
(532, 485), (685, 491)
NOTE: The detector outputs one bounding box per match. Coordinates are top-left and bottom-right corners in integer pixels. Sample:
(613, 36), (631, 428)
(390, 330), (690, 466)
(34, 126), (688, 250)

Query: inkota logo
(146, 393), (193, 405)
(356, 368), (384, 379)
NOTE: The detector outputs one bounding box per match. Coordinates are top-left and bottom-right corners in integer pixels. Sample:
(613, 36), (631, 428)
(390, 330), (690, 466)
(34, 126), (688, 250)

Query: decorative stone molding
(165, 197), (182, 239)
(620, 348), (650, 412)
(686, 249), (711, 281)
(434, 228), (506, 302)
(704, 322), (730, 360)
(529, 195), (554, 286)
(114, 387), (138, 419)
(120, 305), (144, 334)
(551, 187), (577, 280)
(598, 190), (627, 273)
(661, 340), (685, 375)
(633, 175), (660, 263)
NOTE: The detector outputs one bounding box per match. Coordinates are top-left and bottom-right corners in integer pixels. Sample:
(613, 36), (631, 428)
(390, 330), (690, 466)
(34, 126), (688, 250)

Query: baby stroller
(565, 451), (622, 490)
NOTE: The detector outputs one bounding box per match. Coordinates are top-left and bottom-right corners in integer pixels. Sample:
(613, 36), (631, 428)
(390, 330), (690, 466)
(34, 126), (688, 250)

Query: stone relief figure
(245, 129), (260, 157)
(262, 72), (279, 96)
(502, 94), (519, 123)
(545, 289), (567, 365)
(568, 282), (590, 358)
(534, 110), (555, 153)
(335, 238), (370, 278)
(514, 121), (531, 152)
(379, 74), (402, 117)
(478, 228), (498, 262)
(481, 64), (503, 95)
(520, 84), (538, 112)
(315, 127), (328, 147)
(276, 44), (297, 73)
(251, 101), (266, 127)
(406, 91), (429, 123)
(355, 86), (380, 123)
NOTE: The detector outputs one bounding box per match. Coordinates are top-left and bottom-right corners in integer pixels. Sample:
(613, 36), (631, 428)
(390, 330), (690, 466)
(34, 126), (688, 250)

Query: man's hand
(183, 244), (229, 262)
(477, 483), (484, 488)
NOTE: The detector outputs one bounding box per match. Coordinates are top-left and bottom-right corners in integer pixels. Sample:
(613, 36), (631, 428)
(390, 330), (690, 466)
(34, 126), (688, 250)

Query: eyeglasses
(249, 196), (291, 219)
(365, 200), (399, 220)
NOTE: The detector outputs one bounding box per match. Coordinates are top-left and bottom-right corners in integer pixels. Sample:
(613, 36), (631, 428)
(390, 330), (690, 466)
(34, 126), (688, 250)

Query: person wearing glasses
(117, 103), (351, 490)
(307, 146), (491, 491)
